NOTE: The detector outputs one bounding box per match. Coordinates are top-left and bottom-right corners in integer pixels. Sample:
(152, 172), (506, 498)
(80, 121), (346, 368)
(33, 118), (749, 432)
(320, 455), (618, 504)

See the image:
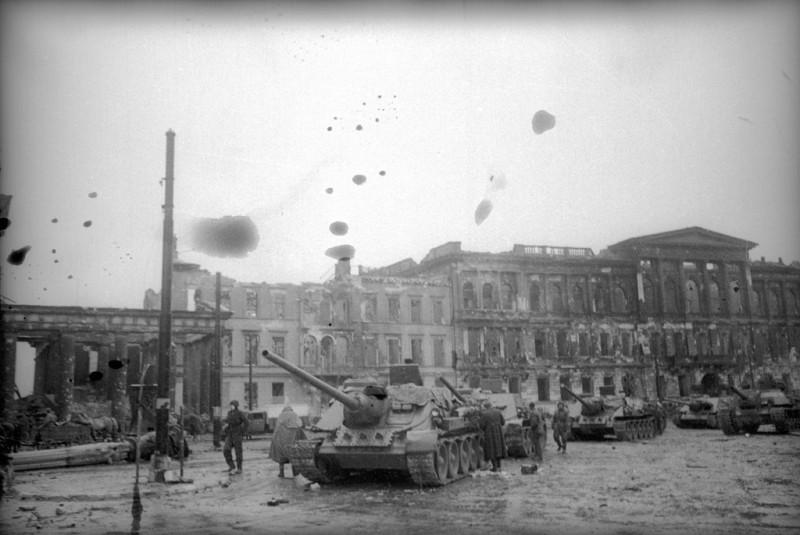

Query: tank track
(407, 432), (482, 487)
(612, 416), (659, 441)
(288, 439), (335, 484)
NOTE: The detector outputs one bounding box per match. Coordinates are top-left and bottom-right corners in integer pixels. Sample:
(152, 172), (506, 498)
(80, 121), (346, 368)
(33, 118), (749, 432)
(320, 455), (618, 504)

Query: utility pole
(154, 129), (175, 482)
(212, 271), (222, 447)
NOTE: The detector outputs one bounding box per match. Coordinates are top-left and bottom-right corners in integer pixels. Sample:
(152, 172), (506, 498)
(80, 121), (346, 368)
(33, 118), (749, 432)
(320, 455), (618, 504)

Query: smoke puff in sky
(187, 216), (260, 258)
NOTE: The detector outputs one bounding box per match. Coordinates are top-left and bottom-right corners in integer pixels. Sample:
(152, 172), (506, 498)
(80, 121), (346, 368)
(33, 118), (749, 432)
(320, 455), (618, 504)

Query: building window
(593, 281), (608, 314)
(788, 289), (800, 316)
(643, 276), (657, 315)
(245, 288), (258, 317)
(600, 375), (615, 396)
(387, 337), (402, 364)
(271, 336), (285, 358)
(728, 280), (743, 314)
(709, 280), (721, 314)
(244, 332), (260, 366)
(685, 279), (701, 314)
(433, 299), (445, 324)
(482, 282), (495, 309)
(271, 382), (284, 403)
(411, 337), (423, 364)
(433, 337), (446, 367)
(663, 277), (678, 314)
(578, 332), (589, 356)
(501, 283), (514, 310)
(751, 287), (764, 316)
(581, 376), (593, 395)
(319, 299), (332, 323)
(362, 294), (377, 322)
(548, 281), (564, 314)
(388, 296), (401, 321)
(600, 332), (610, 356)
(244, 382), (258, 408)
(463, 282), (476, 309)
(537, 376), (550, 401)
(612, 284), (628, 314)
(410, 298), (422, 323)
(302, 335), (318, 366)
(529, 281), (541, 312)
(274, 293), (286, 319)
(560, 374), (571, 400)
(556, 331), (568, 357)
(621, 332), (632, 357)
(467, 329), (481, 359)
(572, 284), (585, 314)
(223, 334), (233, 366)
(320, 336), (334, 369)
(768, 288), (782, 317)
(363, 336), (378, 367)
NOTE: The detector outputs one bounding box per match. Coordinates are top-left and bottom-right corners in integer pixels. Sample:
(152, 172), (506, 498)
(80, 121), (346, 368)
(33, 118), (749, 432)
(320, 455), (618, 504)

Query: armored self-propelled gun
(561, 386), (665, 441)
(718, 386), (800, 435)
(262, 350), (484, 486)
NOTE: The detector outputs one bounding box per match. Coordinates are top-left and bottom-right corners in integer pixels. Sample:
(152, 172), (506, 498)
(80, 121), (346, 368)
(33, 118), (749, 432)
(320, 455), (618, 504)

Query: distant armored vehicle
(263, 350), (483, 486)
(438, 378), (533, 458)
(673, 395), (721, 429)
(561, 386), (664, 441)
(718, 386), (800, 435)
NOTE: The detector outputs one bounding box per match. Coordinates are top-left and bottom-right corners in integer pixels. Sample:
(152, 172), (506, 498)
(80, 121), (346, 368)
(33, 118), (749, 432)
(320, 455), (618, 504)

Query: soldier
(222, 400), (247, 474)
(527, 402), (545, 462)
(552, 401), (571, 454)
(478, 401), (506, 472)
(269, 406), (304, 478)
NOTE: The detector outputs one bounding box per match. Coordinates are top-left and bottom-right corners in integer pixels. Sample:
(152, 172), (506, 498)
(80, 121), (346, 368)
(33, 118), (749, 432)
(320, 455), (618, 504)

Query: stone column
(97, 343), (110, 401)
(33, 341), (50, 396)
(655, 258), (666, 315)
(110, 335), (130, 428)
(720, 263), (731, 317)
(1, 335), (17, 417)
(55, 334), (76, 420)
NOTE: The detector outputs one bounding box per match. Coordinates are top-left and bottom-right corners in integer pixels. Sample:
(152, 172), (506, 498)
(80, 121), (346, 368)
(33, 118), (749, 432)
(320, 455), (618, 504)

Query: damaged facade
(153, 226), (799, 416)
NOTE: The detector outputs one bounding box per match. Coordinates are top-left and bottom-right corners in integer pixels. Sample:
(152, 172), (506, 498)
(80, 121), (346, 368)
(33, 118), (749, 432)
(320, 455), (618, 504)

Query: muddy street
(2, 426), (798, 535)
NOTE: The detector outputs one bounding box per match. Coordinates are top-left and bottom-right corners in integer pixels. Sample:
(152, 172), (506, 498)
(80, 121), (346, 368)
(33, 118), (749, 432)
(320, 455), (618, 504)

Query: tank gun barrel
(729, 386), (751, 400)
(262, 350), (361, 411)
(438, 377), (467, 404)
(560, 386), (591, 409)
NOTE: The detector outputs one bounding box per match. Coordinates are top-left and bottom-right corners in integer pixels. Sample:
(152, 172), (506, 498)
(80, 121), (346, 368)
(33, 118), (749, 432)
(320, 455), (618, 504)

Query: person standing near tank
(222, 400), (247, 474)
(269, 406), (305, 478)
(527, 402), (545, 462)
(552, 401), (571, 454)
(478, 400), (506, 472)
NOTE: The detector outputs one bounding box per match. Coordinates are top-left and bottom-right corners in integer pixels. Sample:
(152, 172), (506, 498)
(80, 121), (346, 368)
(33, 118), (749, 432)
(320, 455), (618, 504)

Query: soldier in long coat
(527, 402), (546, 462)
(478, 401), (506, 472)
(552, 402), (571, 454)
(269, 406), (305, 478)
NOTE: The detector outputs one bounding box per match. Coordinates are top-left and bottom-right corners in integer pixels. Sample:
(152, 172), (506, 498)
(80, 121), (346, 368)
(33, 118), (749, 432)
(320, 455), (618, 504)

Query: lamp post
(154, 129), (176, 481)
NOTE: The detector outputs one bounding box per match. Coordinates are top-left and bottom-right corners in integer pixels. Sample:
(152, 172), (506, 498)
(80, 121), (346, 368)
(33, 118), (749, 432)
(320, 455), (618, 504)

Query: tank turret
(729, 385), (753, 401)
(262, 350), (387, 428)
(560, 386), (604, 416)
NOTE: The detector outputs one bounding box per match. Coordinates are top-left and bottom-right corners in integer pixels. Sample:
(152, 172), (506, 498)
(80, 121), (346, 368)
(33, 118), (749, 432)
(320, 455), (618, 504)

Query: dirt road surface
(1, 425), (798, 535)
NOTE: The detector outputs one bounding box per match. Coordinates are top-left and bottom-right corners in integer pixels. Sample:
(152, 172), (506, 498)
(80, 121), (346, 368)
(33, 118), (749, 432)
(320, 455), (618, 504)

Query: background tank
(262, 350), (484, 486)
(673, 395), (721, 429)
(561, 386), (665, 441)
(438, 378), (533, 458)
(718, 386), (800, 435)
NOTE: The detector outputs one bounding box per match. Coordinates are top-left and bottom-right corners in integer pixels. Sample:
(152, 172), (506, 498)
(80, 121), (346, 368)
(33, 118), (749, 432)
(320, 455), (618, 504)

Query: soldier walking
(222, 400), (247, 474)
(552, 401), (571, 454)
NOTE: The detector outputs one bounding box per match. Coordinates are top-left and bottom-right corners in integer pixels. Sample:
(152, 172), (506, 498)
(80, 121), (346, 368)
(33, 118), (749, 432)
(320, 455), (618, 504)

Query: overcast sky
(1, 1), (798, 309)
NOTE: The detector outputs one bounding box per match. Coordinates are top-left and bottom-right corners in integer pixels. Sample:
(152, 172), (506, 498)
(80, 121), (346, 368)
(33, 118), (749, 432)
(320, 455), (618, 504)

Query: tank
(438, 378), (533, 458)
(262, 350), (484, 486)
(561, 386), (665, 441)
(673, 395), (721, 429)
(718, 386), (800, 435)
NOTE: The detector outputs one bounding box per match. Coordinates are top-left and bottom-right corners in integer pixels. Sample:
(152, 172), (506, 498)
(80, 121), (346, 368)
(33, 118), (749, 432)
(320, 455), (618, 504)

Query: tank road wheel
(431, 442), (449, 483)
(775, 420), (789, 434)
(446, 440), (460, 478)
(465, 437), (478, 471)
(458, 439), (471, 474)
